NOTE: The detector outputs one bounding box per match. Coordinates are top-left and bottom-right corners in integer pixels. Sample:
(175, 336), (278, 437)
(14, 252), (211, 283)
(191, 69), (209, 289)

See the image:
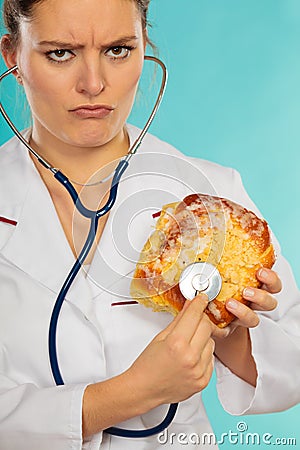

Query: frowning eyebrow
(37, 35), (139, 49)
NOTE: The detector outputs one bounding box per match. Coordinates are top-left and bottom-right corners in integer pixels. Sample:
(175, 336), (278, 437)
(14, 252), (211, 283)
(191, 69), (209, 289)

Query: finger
(158, 299), (192, 339)
(196, 339), (215, 389)
(198, 338), (215, 373)
(210, 322), (232, 339)
(198, 356), (215, 391)
(256, 268), (282, 294)
(243, 287), (278, 312)
(171, 294), (210, 343)
(190, 314), (215, 353)
(225, 299), (260, 328)
(187, 337), (215, 381)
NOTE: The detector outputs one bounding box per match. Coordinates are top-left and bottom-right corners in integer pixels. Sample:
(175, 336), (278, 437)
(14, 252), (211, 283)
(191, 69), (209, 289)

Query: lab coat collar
(0, 131), (32, 250)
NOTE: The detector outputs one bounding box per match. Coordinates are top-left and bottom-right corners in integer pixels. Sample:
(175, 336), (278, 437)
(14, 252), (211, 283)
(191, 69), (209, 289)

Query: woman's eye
(46, 49), (74, 63)
(106, 46), (132, 60)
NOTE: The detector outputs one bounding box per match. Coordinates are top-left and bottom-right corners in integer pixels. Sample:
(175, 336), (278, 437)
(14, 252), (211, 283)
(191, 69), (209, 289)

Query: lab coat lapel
(0, 137), (93, 316)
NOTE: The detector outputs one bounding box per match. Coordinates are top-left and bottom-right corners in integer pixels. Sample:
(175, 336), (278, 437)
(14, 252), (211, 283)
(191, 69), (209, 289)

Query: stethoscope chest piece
(179, 261), (222, 301)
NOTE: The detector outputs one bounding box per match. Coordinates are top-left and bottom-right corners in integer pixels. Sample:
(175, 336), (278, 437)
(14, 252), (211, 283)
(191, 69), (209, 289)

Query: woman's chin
(67, 127), (117, 149)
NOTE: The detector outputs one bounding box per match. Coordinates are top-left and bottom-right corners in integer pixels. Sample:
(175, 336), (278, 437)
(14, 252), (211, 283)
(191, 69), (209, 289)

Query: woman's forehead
(20, 0), (142, 45)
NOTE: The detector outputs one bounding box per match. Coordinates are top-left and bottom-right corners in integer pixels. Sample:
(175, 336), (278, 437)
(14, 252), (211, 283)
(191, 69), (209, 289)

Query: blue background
(1, 0), (299, 447)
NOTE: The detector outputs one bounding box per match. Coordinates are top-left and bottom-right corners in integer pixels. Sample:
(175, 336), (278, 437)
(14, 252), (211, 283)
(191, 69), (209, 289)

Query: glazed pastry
(130, 194), (275, 328)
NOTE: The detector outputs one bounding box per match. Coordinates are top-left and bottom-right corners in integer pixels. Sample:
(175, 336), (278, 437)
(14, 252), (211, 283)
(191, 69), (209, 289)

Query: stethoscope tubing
(0, 56), (179, 438)
(49, 214), (99, 386)
(106, 403), (178, 438)
(49, 159), (129, 385)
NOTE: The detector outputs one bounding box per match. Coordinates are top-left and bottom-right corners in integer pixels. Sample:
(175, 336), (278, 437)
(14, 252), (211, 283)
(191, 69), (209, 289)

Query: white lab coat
(0, 125), (299, 450)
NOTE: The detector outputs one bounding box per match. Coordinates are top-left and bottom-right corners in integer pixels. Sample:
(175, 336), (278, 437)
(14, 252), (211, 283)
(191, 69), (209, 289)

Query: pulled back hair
(2, 0), (151, 48)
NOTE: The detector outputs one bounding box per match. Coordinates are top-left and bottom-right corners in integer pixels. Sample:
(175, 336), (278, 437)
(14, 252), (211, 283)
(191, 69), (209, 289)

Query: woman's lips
(70, 105), (114, 119)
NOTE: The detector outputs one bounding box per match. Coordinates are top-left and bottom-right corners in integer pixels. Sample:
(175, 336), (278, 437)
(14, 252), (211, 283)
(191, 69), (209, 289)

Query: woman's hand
(216, 267), (282, 337)
(83, 295), (215, 437)
(212, 267), (282, 386)
(124, 294), (215, 411)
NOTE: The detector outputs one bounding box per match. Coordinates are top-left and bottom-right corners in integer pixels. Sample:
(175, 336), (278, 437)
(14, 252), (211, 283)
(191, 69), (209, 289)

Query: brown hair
(2, 0), (152, 48)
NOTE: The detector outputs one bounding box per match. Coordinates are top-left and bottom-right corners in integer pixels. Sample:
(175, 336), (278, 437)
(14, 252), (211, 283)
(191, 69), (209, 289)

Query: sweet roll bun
(130, 194), (275, 328)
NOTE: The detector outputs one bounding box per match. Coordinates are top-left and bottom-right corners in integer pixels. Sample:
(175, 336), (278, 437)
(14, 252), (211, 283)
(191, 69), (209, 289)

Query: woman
(0, 0), (299, 449)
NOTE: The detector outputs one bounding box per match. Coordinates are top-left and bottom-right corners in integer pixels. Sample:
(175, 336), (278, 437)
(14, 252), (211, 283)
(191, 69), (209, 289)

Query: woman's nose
(76, 59), (106, 97)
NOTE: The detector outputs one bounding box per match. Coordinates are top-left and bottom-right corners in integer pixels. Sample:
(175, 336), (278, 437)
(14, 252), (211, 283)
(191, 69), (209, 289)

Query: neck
(29, 124), (130, 187)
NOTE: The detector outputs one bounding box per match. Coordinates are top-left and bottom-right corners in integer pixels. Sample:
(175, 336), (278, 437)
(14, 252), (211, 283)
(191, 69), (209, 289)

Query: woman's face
(10, 0), (146, 148)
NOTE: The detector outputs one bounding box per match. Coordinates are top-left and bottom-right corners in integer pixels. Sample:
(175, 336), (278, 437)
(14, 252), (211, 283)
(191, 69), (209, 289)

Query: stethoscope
(0, 56), (223, 438)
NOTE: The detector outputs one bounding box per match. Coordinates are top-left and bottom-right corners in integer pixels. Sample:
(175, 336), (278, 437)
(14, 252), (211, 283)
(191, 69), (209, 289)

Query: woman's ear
(1, 34), (21, 82)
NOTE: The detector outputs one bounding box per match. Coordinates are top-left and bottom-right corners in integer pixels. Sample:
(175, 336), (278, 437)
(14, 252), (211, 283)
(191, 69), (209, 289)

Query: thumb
(158, 293), (208, 339)
(157, 299), (192, 339)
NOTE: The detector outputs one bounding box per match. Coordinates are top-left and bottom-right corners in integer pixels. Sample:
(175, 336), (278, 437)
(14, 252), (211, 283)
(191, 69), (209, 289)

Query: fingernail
(223, 327), (231, 338)
(195, 293), (209, 303)
(258, 268), (269, 281)
(227, 299), (238, 310)
(243, 288), (255, 298)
